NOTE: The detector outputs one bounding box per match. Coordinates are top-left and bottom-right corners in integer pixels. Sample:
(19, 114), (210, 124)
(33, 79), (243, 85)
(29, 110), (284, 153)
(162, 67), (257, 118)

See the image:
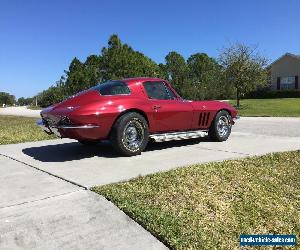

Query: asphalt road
(0, 117), (299, 249)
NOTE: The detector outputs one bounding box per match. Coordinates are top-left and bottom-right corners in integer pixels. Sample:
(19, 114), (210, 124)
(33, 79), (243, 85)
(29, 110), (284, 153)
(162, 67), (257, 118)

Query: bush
(38, 86), (66, 108)
(245, 89), (300, 99)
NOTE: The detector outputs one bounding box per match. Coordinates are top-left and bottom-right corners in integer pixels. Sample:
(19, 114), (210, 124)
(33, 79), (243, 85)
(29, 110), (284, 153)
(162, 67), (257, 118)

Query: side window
(143, 81), (177, 100)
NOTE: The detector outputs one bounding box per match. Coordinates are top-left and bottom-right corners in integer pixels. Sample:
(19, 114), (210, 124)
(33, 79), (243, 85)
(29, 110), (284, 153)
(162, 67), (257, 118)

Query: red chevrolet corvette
(37, 77), (238, 156)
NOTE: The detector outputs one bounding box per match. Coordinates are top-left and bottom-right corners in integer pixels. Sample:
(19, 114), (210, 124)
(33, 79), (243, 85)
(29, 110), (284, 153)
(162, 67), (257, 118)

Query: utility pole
(35, 96), (38, 107)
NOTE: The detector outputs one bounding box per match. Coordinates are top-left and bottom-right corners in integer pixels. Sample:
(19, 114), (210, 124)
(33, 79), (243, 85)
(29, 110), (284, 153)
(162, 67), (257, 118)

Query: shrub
(245, 89), (300, 99)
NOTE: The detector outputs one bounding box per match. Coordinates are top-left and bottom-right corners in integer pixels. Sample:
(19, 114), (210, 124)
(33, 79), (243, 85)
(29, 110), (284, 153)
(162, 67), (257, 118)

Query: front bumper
(233, 115), (240, 121)
(230, 115), (240, 125)
(36, 119), (100, 138)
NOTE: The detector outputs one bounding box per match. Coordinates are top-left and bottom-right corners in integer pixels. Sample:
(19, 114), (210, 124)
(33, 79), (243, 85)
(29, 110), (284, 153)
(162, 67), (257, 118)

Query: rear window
(91, 81), (130, 95)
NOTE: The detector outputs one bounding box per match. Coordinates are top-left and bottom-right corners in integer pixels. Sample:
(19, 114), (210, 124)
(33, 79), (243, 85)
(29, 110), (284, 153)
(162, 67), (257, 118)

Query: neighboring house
(269, 53), (300, 90)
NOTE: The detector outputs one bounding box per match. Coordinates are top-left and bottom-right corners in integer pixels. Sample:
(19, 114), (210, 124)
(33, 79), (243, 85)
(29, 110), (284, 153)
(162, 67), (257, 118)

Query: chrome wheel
(122, 119), (145, 152)
(217, 115), (231, 138)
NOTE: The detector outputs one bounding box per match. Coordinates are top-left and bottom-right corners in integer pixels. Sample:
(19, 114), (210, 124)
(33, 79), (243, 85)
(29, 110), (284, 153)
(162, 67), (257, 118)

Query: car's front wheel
(208, 110), (232, 141)
(110, 112), (149, 156)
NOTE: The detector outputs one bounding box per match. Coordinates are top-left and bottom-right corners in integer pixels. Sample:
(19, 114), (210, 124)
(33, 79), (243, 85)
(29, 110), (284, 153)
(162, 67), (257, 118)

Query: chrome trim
(36, 119), (61, 137)
(98, 93), (131, 97)
(233, 116), (240, 121)
(36, 119), (48, 131)
(122, 118), (145, 152)
(36, 119), (99, 129)
(51, 127), (62, 137)
(150, 130), (208, 142)
(36, 119), (100, 138)
(217, 115), (230, 137)
(57, 124), (100, 129)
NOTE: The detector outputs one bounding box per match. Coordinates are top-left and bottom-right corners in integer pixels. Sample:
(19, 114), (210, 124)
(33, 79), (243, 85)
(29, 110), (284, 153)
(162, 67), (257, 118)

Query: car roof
(120, 77), (165, 85)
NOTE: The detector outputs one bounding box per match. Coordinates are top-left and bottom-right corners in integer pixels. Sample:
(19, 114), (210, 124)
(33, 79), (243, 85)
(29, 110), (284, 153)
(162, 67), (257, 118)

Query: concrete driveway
(0, 117), (299, 188)
(0, 117), (299, 249)
(0, 155), (167, 250)
(0, 106), (41, 117)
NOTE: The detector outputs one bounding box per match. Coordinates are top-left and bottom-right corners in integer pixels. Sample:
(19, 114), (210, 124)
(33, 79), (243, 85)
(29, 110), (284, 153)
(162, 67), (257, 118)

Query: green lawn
(92, 151), (300, 249)
(228, 98), (300, 117)
(0, 115), (55, 145)
(27, 105), (42, 110)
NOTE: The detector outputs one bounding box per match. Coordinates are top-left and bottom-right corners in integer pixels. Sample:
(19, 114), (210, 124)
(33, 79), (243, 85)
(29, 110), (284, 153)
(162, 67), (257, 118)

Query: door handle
(153, 105), (161, 110)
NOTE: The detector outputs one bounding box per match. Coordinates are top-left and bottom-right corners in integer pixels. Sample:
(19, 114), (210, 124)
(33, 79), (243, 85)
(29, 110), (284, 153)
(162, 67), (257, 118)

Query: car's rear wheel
(77, 140), (99, 146)
(110, 112), (149, 156)
(208, 110), (232, 141)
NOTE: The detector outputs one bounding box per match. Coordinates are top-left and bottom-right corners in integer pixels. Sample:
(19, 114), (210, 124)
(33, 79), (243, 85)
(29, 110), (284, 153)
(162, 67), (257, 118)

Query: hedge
(245, 89), (300, 99)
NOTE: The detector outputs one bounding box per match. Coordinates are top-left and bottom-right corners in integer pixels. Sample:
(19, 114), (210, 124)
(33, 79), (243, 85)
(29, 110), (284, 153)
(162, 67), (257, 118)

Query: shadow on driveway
(22, 138), (209, 163)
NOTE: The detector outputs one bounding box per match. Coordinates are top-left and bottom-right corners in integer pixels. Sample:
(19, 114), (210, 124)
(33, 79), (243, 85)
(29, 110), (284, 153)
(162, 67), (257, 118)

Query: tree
(164, 52), (187, 93)
(83, 55), (103, 88)
(37, 35), (266, 107)
(35, 34), (162, 107)
(36, 75), (66, 107)
(0, 92), (15, 106)
(17, 97), (33, 106)
(64, 57), (85, 96)
(101, 34), (160, 80)
(37, 85), (65, 108)
(219, 43), (269, 107)
(186, 53), (223, 100)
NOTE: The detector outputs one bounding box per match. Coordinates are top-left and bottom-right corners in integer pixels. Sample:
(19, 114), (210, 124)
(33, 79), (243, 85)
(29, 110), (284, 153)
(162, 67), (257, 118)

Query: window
(281, 76), (295, 90)
(91, 81), (130, 95)
(166, 85), (177, 99)
(143, 81), (177, 100)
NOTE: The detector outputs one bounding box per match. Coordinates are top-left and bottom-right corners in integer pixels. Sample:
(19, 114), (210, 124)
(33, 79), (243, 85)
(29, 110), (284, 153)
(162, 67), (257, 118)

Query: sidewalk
(0, 155), (167, 249)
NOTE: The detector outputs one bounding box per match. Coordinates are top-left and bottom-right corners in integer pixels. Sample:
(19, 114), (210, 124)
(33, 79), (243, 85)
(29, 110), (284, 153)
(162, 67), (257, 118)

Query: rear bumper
(36, 119), (100, 138)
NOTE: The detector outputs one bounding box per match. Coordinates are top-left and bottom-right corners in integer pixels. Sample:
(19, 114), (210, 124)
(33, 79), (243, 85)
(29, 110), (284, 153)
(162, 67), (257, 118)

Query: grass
(228, 98), (300, 117)
(27, 105), (42, 110)
(0, 115), (55, 145)
(92, 151), (300, 249)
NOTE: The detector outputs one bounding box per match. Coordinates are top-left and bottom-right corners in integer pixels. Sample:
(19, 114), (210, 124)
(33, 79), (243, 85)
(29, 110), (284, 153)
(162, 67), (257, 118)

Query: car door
(142, 81), (193, 132)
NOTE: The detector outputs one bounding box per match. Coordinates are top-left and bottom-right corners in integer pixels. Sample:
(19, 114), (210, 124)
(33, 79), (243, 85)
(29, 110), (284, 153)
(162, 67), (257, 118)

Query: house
(269, 53), (299, 90)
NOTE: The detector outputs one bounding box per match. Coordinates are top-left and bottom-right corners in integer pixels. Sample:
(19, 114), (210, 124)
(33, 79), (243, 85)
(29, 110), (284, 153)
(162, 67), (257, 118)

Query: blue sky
(1, 0), (299, 98)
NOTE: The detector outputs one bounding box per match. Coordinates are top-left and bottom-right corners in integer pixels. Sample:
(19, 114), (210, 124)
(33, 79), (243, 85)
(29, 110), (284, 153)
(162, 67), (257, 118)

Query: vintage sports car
(37, 77), (238, 156)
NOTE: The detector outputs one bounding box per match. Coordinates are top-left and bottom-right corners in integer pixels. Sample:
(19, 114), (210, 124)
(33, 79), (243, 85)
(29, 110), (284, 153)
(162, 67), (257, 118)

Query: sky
(0, 0), (300, 98)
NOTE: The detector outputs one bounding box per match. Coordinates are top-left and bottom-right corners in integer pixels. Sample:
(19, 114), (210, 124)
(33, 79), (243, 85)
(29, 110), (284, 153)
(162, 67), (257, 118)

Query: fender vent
(198, 112), (210, 127)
